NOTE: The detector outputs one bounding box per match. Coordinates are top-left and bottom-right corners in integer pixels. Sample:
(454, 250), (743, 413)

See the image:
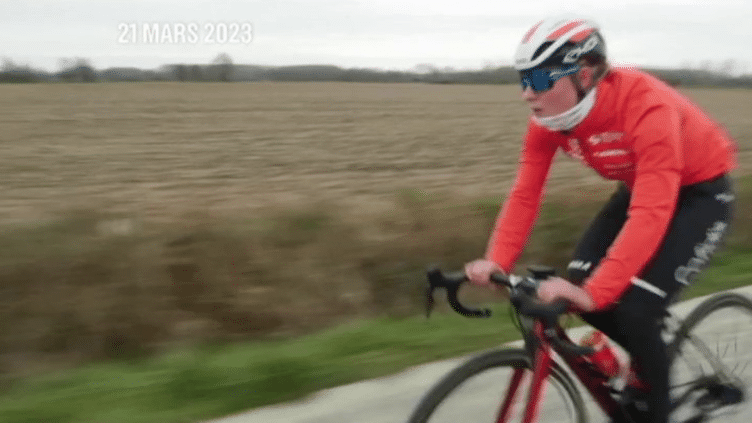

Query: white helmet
(514, 16), (606, 71)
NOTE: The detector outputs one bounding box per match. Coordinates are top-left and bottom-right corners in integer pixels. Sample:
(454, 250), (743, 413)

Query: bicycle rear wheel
(668, 292), (752, 422)
(407, 348), (587, 423)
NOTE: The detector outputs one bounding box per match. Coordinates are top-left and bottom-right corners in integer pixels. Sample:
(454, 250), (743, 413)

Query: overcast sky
(2, 0), (750, 74)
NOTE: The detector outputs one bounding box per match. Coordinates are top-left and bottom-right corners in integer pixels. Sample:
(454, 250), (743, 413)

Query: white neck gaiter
(533, 87), (597, 132)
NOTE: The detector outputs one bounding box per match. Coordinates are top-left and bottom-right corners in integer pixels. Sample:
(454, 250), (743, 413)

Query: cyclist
(464, 15), (736, 423)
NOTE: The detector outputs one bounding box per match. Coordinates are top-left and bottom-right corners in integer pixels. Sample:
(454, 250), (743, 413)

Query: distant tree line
(2, 55), (752, 88)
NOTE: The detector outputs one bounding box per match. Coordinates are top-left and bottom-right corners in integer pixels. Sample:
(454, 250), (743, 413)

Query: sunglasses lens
(531, 69), (552, 91)
(520, 65), (579, 93)
(520, 69), (551, 92)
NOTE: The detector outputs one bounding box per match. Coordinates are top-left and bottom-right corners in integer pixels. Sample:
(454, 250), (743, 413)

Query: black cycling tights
(567, 174), (735, 423)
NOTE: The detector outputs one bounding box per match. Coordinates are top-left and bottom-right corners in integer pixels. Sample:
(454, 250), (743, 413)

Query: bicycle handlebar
(425, 267), (594, 357)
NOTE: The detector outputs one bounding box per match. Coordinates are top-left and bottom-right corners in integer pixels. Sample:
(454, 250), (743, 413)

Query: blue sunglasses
(520, 64), (580, 93)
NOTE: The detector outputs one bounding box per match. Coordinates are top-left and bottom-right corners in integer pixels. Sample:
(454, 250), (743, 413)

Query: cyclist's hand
(537, 276), (595, 312)
(464, 259), (504, 287)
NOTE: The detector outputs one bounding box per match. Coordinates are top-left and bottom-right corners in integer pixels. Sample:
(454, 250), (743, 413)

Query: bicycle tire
(406, 348), (588, 423)
(668, 292), (752, 422)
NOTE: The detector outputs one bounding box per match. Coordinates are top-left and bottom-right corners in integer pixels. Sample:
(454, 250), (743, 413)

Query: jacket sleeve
(583, 101), (683, 309)
(485, 123), (557, 273)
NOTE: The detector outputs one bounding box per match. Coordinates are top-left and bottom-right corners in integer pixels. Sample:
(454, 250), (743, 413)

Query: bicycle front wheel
(407, 348), (587, 423)
(668, 292), (752, 422)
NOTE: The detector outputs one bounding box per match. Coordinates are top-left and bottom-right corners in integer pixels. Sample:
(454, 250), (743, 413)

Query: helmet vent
(531, 42), (554, 62)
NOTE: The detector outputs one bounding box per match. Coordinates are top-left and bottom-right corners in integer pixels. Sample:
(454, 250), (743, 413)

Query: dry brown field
(2, 82), (750, 226)
(0, 81), (750, 373)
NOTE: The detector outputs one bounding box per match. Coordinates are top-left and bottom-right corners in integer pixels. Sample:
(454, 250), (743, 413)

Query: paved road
(205, 286), (752, 423)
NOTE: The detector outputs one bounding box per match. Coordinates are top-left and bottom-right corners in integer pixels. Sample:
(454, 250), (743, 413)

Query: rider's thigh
(638, 175), (734, 304)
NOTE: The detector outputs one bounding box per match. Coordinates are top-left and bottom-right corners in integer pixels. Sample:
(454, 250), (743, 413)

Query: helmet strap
(533, 87), (597, 132)
(570, 70), (589, 102)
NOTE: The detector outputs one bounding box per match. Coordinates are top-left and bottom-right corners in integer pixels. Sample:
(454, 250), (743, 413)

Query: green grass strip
(0, 304), (522, 423)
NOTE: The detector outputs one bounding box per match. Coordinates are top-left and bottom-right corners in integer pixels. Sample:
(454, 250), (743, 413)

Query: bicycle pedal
(694, 384), (744, 412)
(614, 386), (647, 406)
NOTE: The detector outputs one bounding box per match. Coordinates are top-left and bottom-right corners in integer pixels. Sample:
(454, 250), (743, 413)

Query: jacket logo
(594, 149), (629, 158)
(588, 132), (624, 146)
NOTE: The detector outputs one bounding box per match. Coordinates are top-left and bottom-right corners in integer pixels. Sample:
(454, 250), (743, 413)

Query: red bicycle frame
(423, 267), (651, 423)
(495, 321), (624, 423)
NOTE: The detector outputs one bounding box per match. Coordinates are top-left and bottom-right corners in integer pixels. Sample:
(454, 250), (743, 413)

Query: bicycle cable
(508, 301), (523, 334)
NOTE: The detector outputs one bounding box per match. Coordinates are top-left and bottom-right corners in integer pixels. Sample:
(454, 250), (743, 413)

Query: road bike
(407, 266), (751, 423)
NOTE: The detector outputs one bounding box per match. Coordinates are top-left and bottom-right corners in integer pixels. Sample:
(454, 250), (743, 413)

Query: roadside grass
(0, 302), (523, 423)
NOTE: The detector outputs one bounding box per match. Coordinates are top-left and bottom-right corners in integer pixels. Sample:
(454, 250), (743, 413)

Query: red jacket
(485, 68), (736, 309)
